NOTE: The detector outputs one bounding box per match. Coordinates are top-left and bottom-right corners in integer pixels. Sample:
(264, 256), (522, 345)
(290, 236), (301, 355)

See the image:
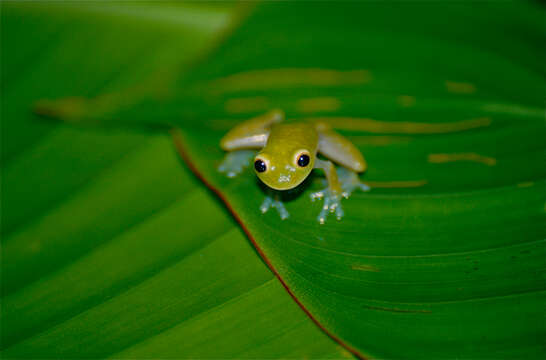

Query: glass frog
(218, 109), (370, 224)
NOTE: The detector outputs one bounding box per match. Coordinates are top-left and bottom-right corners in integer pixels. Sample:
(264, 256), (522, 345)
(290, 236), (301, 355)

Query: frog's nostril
(285, 164), (296, 173)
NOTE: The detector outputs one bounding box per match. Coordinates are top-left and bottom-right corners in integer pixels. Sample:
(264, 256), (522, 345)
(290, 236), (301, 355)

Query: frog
(218, 109), (370, 224)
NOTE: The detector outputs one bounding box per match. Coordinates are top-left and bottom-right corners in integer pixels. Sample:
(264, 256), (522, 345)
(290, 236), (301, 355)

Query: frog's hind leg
(311, 124), (370, 223)
(337, 166), (371, 198)
(220, 109), (284, 151)
(218, 150), (256, 178)
(315, 122), (367, 173)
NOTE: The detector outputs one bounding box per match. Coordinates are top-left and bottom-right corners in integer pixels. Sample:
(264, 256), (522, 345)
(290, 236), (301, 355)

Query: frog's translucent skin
(310, 165), (370, 224)
(259, 195), (290, 220)
(217, 150), (255, 178)
(218, 109), (369, 223)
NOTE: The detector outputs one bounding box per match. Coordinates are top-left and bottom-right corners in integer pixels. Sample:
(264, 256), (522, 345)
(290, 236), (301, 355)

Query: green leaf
(4, 1), (546, 359)
(51, 2), (544, 358)
(1, 2), (344, 359)
(1, 128), (345, 358)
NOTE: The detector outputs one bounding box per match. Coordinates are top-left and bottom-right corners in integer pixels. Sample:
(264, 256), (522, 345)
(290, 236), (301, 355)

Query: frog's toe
(315, 189), (344, 224)
(260, 196), (289, 220)
(317, 208), (328, 224)
(317, 201), (344, 224)
(310, 189), (325, 201)
(358, 182), (371, 192)
(260, 196), (273, 213)
(273, 200), (290, 220)
(334, 202), (344, 220)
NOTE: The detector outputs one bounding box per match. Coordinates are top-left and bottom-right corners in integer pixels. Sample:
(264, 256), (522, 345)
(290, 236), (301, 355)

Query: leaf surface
(79, 2), (544, 358)
(1, 2), (343, 358)
(4, 1), (545, 359)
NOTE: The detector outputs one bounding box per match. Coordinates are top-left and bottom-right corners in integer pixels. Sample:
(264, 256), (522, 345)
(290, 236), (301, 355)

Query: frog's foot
(310, 188), (344, 224)
(260, 196), (289, 220)
(337, 166), (371, 198)
(218, 150), (255, 178)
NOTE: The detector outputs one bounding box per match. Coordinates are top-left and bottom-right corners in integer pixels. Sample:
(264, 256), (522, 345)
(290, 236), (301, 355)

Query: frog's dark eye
(297, 154), (310, 167)
(254, 159), (267, 173)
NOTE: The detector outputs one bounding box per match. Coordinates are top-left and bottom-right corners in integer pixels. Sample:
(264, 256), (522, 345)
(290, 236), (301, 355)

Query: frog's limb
(218, 150), (255, 178)
(337, 166), (371, 198)
(220, 109), (284, 151)
(260, 194), (289, 220)
(316, 122), (367, 172)
(219, 110), (285, 176)
(310, 158), (344, 224)
(220, 129), (269, 153)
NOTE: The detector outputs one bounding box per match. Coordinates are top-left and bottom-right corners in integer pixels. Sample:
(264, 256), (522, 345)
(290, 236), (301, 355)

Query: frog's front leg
(310, 158), (345, 224)
(260, 193), (289, 220)
(218, 150), (255, 178)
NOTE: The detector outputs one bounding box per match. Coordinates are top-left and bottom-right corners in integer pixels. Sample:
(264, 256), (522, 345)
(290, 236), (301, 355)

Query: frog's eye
(254, 158), (267, 173)
(295, 151), (310, 168)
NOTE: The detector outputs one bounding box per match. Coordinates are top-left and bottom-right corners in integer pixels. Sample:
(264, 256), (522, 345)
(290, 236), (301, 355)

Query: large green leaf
(35, 1), (545, 358)
(1, 129), (344, 358)
(3, 1), (545, 359)
(176, 3), (545, 357)
(1, 2), (345, 359)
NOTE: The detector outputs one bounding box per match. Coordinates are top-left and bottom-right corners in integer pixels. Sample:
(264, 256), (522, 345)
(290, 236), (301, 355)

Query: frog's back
(266, 123), (319, 154)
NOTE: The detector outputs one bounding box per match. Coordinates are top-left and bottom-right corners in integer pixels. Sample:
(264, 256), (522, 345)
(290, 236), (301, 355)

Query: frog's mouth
(266, 172), (306, 191)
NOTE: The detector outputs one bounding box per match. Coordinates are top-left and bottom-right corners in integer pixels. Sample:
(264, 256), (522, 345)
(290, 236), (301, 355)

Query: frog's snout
(276, 165), (297, 185)
(258, 170), (296, 191)
(268, 170), (305, 191)
(277, 173), (293, 186)
(255, 159), (308, 191)
(264, 172), (293, 190)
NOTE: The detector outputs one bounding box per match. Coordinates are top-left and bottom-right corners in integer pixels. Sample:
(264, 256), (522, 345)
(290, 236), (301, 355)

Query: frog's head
(253, 148), (314, 190)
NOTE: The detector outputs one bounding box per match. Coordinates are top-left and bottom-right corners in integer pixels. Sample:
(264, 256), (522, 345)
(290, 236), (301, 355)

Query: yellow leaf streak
(351, 264), (380, 272)
(516, 182), (535, 188)
(482, 103), (545, 118)
(296, 97), (341, 113)
(208, 68), (371, 93)
(364, 180), (428, 188)
(428, 153), (497, 166)
(307, 117), (491, 134)
(445, 80), (476, 94)
(350, 135), (412, 146)
(34, 66), (180, 121)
